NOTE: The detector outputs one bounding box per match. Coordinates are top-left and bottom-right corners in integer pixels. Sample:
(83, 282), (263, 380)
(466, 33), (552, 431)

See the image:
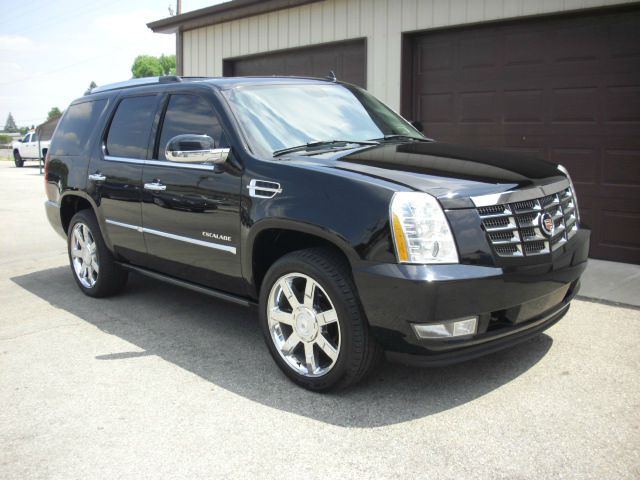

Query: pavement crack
(0, 323), (80, 341)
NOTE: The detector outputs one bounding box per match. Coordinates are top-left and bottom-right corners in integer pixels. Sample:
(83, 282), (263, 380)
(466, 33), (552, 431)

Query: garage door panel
(601, 211), (640, 253)
(604, 85), (640, 124)
(503, 90), (545, 124)
(408, 7), (640, 262)
(504, 32), (547, 66)
(459, 37), (499, 69)
(601, 149), (640, 188)
(548, 148), (599, 186)
(458, 92), (499, 124)
(418, 43), (452, 72)
(225, 40), (366, 88)
(550, 87), (599, 124)
(608, 18), (640, 59)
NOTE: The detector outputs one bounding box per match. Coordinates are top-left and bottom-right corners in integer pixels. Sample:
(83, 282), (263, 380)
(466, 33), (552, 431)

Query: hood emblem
(540, 212), (555, 237)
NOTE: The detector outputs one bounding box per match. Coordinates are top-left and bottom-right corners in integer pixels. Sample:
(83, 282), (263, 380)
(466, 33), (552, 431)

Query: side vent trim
(247, 179), (282, 199)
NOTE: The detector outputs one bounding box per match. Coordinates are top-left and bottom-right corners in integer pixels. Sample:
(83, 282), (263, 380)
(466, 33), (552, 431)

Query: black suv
(45, 76), (589, 391)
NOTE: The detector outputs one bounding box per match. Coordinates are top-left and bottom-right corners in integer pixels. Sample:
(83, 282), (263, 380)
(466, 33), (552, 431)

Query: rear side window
(106, 95), (158, 159)
(156, 94), (225, 161)
(51, 99), (107, 156)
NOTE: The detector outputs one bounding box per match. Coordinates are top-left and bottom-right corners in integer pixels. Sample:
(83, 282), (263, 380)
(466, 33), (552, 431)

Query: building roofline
(147, 0), (321, 34)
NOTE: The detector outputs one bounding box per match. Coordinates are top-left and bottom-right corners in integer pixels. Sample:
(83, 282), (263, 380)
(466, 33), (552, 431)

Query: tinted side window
(50, 99), (107, 156)
(106, 96), (158, 159)
(157, 94), (225, 161)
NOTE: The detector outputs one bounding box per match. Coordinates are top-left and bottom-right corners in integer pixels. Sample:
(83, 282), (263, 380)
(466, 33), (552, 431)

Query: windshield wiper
(371, 134), (432, 143)
(273, 140), (379, 157)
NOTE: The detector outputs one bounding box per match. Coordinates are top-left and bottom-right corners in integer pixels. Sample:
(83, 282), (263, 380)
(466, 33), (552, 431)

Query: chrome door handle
(88, 173), (106, 182)
(144, 182), (167, 191)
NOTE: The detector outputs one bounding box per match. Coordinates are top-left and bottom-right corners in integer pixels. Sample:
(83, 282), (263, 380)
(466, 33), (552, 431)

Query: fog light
(412, 317), (478, 339)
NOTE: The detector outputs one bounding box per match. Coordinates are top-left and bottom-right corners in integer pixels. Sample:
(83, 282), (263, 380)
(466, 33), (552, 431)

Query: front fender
(240, 158), (402, 289)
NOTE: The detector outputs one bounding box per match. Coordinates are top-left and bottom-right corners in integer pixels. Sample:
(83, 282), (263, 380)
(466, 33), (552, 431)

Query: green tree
(159, 54), (176, 75)
(47, 107), (62, 121)
(89, 80), (97, 89)
(131, 55), (164, 78)
(0, 134), (12, 145)
(4, 112), (17, 133)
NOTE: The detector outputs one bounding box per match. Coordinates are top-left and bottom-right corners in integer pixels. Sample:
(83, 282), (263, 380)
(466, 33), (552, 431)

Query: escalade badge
(540, 213), (555, 237)
(202, 232), (232, 242)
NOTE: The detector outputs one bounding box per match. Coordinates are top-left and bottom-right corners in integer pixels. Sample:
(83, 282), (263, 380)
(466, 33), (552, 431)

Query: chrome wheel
(70, 222), (99, 288)
(267, 273), (341, 377)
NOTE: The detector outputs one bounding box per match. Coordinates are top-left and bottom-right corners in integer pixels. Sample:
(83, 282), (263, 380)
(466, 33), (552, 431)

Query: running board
(117, 263), (255, 308)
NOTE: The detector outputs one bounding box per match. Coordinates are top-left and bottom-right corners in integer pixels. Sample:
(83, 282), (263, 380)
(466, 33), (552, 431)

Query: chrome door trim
(106, 219), (143, 233)
(104, 155), (146, 165)
(105, 219), (236, 254)
(143, 226), (237, 254)
(104, 155), (215, 171)
(471, 178), (570, 207)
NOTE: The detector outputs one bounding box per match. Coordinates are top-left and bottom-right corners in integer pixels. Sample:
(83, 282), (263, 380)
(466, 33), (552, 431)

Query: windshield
(222, 83), (424, 158)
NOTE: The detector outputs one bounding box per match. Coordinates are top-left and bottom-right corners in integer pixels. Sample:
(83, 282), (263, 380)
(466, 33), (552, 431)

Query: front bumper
(352, 229), (589, 365)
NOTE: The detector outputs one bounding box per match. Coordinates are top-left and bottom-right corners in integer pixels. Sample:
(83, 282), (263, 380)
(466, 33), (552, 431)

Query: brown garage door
(224, 39), (366, 88)
(404, 7), (640, 263)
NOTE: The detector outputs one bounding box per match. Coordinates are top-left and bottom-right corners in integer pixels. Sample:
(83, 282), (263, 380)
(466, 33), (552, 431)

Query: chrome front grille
(477, 187), (578, 258)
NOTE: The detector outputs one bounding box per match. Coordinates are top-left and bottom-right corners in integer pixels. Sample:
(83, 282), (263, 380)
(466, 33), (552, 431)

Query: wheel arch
(58, 192), (115, 250)
(246, 220), (359, 299)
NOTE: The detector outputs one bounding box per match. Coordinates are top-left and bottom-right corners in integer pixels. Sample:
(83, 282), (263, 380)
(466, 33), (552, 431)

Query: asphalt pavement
(1, 161), (639, 479)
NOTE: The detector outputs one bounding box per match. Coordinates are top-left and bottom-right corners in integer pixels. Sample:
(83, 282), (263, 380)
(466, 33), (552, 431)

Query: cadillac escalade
(44, 75), (590, 391)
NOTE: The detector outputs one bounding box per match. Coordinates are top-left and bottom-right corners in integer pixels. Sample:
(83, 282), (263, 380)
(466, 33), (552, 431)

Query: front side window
(22, 134), (30, 143)
(106, 95), (158, 159)
(157, 94), (225, 161)
(222, 83), (423, 158)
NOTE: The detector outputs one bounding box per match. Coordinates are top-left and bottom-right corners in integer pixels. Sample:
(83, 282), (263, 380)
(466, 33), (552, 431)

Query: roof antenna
(326, 70), (337, 82)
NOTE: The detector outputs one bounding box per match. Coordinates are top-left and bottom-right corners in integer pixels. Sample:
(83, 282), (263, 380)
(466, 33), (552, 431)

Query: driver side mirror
(165, 134), (229, 165)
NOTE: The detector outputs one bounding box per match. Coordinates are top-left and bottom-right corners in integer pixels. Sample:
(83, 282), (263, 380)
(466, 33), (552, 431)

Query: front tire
(259, 248), (381, 391)
(13, 150), (23, 167)
(67, 210), (128, 297)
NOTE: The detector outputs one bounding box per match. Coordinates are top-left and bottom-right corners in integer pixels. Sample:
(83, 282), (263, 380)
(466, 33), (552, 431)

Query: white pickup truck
(12, 132), (50, 167)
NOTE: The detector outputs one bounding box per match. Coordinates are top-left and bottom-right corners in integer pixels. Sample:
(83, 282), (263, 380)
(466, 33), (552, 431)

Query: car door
(140, 92), (243, 293)
(23, 133), (35, 158)
(30, 132), (40, 159)
(88, 93), (161, 263)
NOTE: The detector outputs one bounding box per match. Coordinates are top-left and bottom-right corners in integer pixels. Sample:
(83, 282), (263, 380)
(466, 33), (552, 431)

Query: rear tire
(259, 248), (381, 392)
(13, 150), (23, 167)
(67, 210), (128, 298)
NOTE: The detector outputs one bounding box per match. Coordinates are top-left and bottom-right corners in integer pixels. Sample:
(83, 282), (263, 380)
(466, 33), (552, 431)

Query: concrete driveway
(1, 161), (639, 479)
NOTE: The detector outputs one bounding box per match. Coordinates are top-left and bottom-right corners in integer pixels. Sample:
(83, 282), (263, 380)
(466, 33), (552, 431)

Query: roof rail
(87, 76), (183, 95)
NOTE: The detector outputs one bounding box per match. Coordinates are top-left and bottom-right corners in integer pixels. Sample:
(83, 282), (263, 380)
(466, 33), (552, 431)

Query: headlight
(390, 192), (458, 264)
(557, 164), (580, 223)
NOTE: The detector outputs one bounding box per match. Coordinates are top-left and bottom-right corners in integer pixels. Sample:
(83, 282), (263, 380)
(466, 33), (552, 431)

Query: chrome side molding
(105, 219), (236, 254)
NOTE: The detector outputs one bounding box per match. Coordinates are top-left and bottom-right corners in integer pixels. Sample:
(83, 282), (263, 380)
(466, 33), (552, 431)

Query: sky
(0, 0), (227, 129)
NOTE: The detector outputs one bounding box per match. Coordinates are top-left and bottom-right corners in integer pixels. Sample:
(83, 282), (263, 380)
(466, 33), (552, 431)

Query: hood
(308, 142), (566, 209)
